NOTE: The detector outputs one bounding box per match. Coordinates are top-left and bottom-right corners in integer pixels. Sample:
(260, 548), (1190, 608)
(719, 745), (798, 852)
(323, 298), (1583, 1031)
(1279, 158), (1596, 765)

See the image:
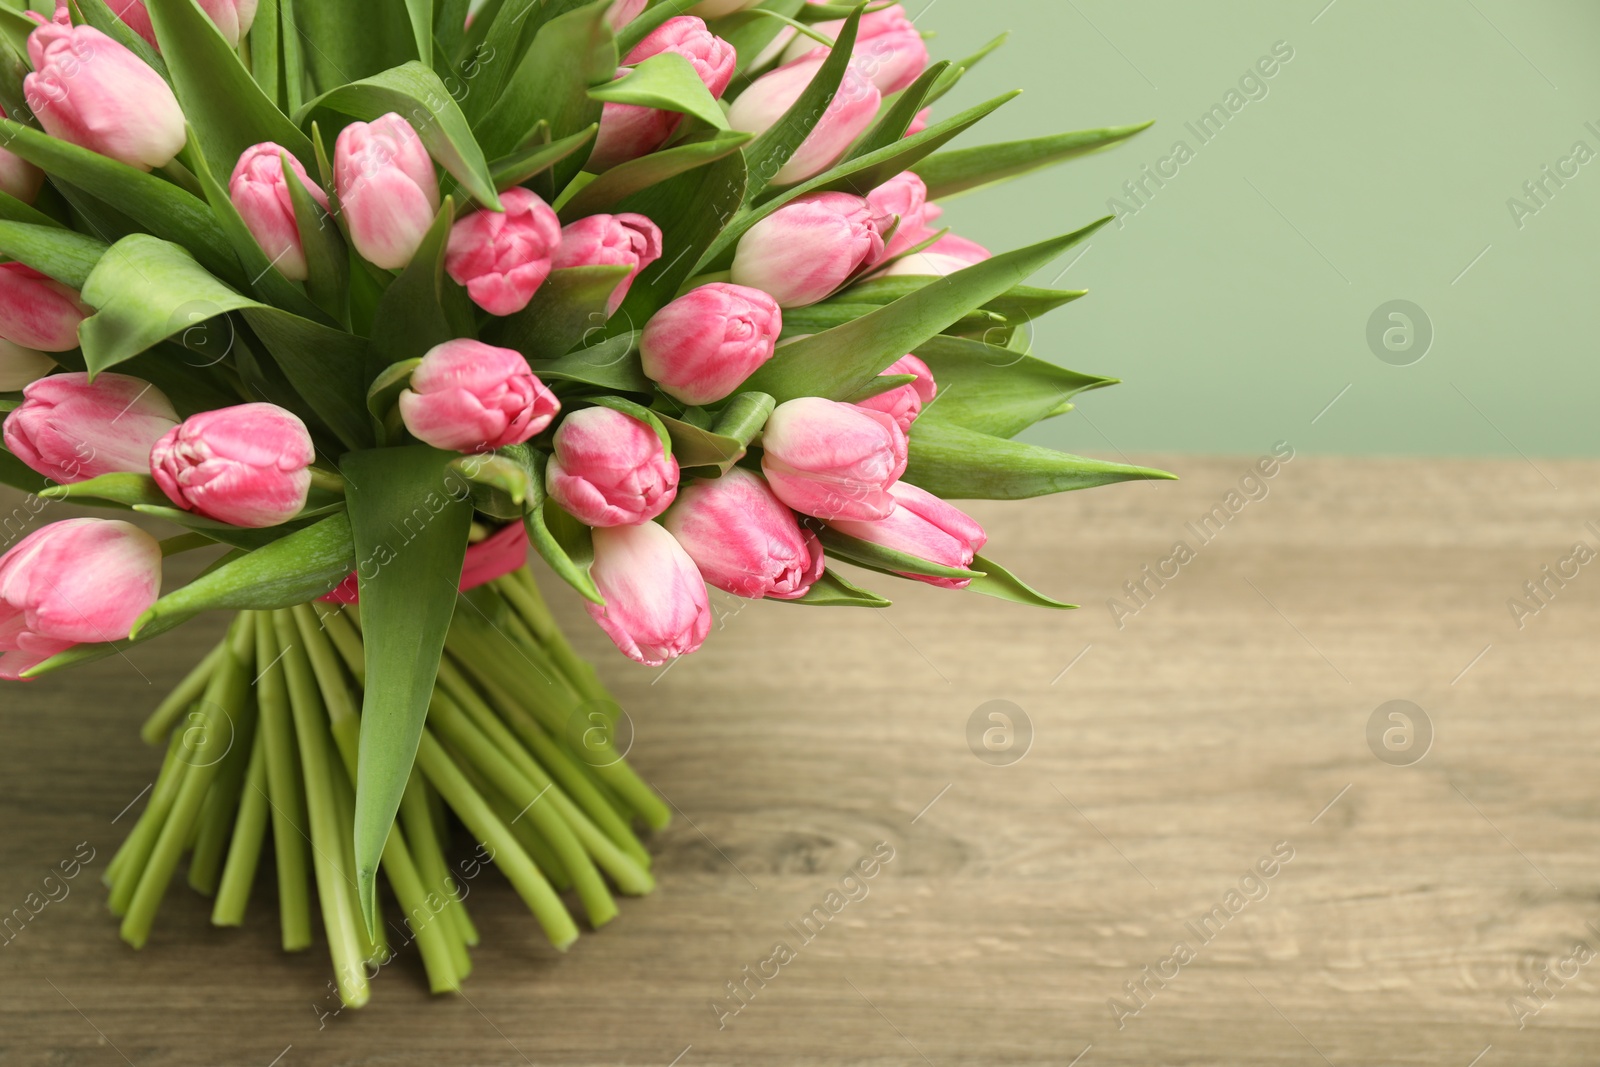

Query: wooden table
(3, 455), (1598, 1065)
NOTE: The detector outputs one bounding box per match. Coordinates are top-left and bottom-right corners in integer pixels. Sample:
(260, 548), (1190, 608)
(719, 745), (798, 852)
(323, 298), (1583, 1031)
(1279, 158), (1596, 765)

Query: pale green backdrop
(916, 0), (1599, 458)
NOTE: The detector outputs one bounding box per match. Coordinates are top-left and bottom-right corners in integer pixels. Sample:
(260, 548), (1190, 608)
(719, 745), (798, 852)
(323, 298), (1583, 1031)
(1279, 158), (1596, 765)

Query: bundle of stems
(103, 567), (667, 1007)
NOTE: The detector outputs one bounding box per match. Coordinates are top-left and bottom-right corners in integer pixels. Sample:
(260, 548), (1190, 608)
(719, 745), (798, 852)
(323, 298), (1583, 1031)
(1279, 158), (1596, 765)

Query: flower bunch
(0, 0), (1163, 1002)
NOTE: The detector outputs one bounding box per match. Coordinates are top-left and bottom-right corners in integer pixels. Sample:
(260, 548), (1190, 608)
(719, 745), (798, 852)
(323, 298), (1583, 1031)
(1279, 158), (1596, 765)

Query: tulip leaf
(342, 445), (473, 935)
(70, 0), (170, 79)
(241, 309), (374, 451)
(904, 419), (1175, 500)
(710, 0), (803, 77)
(281, 154), (350, 323)
(911, 335), (1115, 439)
(489, 264), (634, 361)
(144, 0), (318, 174)
(914, 122), (1155, 201)
(0, 221), (106, 288)
(654, 412), (744, 473)
(589, 51), (730, 131)
(782, 301), (1000, 338)
(963, 553), (1076, 610)
(0, 119), (243, 287)
(527, 330), (651, 393)
(921, 32), (1008, 107)
(517, 449), (605, 604)
(710, 391), (775, 447)
(296, 63), (502, 210)
(614, 150), (746, 323)
(38, 472), (169, 508)
(367, 199), (462, 375)
(475, 0), (616, 168)
(817, 527), (984, 581)
(404, 0), (432, 66)
(278, 0), (306, 113)
(289, 0), (419, 91)
(558, 131), (752, 221)
(488, 124), (598, 193)
(840, 277), (1088, 323)
(781, 569), (891, 608)
(249, 0), (281, 104)
(739, 220), (1110, 403)
(0, 189), (62, 230)
(739, 5), (861, 202)
(847, 60), (949, 161)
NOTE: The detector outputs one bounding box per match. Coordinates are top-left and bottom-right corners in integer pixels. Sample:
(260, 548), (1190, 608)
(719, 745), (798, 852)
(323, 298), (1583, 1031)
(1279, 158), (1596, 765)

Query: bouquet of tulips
(0, 0), (1166, 1003)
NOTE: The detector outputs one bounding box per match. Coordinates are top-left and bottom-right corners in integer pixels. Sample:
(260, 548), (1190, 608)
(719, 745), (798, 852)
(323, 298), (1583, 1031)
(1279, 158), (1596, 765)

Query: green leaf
(0, 221), (105, 288)
(516, 449), (605, 604)
(912, 335), (1114, 438)
(279, 0), (306, 113)
(38, 472), (168, 508)
(474, 0), (615, 167)
(838, 277), (1088, 323)
(343, 445), (474, 934)
(817, 527), (982, 581)
(781, 301), (1000, 338)
(367, 199), (460, 374)
(130, 513), (359, 639)
(904, 420), (1174, 500)
(0, 189), (62, 230)
(144, 0), (316, 173)
(0, 119), (243, 286)
(709, 391), (774, 448)
(780, 568), (891, 607)
(290, 0), (419, 91)
(846, 60), (948, 161)
(489, 124), (597, 192)
(69, 0), (168, 77)
(528, 331), (650, 393)
(488, 264), (632, 360)
(964, 553), (1076, 610)
(242, 309), (374, 451)
(739, 5), (860, 202)
(249, 0), (281, 105)
(281, 153), (349, 321)
(655, 412), (744, 473)
(297, 63), (501, 209)
(922, 31), (1007, 107)
(914, 121), (1154, 200)
(710, 0), (803, 78)
(589, 50), (730, 130)
(404, 0), (432, 66)
(739, 219), (1109, 403)
(557, 131), (751, 221)
(614, 151), (746, 322)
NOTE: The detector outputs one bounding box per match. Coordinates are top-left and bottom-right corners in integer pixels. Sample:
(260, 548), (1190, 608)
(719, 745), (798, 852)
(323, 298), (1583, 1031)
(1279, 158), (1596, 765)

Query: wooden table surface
(3, 454), (1598, 1066)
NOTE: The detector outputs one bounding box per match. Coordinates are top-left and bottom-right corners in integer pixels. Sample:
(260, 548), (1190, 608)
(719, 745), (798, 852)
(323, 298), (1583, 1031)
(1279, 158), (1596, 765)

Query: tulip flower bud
(782, 4), (929, 93)
(866, 171), (933, 262)
(881, 232), (992, 278)
(0, 340), (55, 392)
(24, 10), (187, 171)
(729, 58), (879, 184)
(584, 521), (711, 665)
(829, 480), (985, 589)
(0, 108), (44, 205)
(4, 372), (178, 484)
(729, 191), (888, 308)
(662, 468), (824, 600)
(688, 0), (764, 16)
(150, 403), (314, 528)
(546, 406), (679, 527)
(552, 212), (663, 316)
(444, 187), (562, 315)
(589, 17), (738, 171)
(607, 0), (648, 29)
(760, 396), (906, 521)
(111, 0), (256, 47)
(334, 113), (440, 270)
(640, 283), (781, 405)
(398, 339), (560, 453)
(0, 518), (162, 680)
(854, 354), (936, 434)
(0, 263), (92, 353)
(229, 143), (330, 283)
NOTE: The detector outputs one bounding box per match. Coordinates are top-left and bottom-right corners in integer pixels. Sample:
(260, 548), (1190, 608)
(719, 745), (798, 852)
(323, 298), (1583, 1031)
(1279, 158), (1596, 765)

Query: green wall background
(916, 0), (1599, 458)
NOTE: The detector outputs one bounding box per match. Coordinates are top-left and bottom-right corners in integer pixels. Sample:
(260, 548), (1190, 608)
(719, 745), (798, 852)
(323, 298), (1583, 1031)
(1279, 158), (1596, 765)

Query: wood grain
(2, 454), (1598, 1066)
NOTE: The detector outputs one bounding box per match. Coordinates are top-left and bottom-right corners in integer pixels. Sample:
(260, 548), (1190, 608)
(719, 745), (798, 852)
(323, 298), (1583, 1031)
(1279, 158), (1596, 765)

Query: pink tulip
(24, 8), (187, 171)
(606, 0), (648, 28)
(0, 263), (91, 353)
(552, 212), (663, 316)
(640, 282), (781, 405)
(334, 113), (440, 270)
(729, 191), (888, 308)
(110, 0), (256, 47)
(4, 372), (178, 484)
(398, 339), (559, 453)
(760, 396), (906, 521)
(0, 518), (161, 680)
(546, 406), (678, 527)
(854, 354), (936, 434)
(444, 187), (562, 316)
(229, 142), (330, 282)
(585, 521), (711, 666)
(728, 57), (880, 184)
(0, 107), (44, 204)
(150, 403), (314, 528)
(662, 468), (824, 600)
(589, 17), (738, 171)
(828, 480), (985, 589)
(782, 4), (928, 93)
(880, 232), (991, 278)
(867, 171), (933, 261)
(0, 340), (55, 391)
